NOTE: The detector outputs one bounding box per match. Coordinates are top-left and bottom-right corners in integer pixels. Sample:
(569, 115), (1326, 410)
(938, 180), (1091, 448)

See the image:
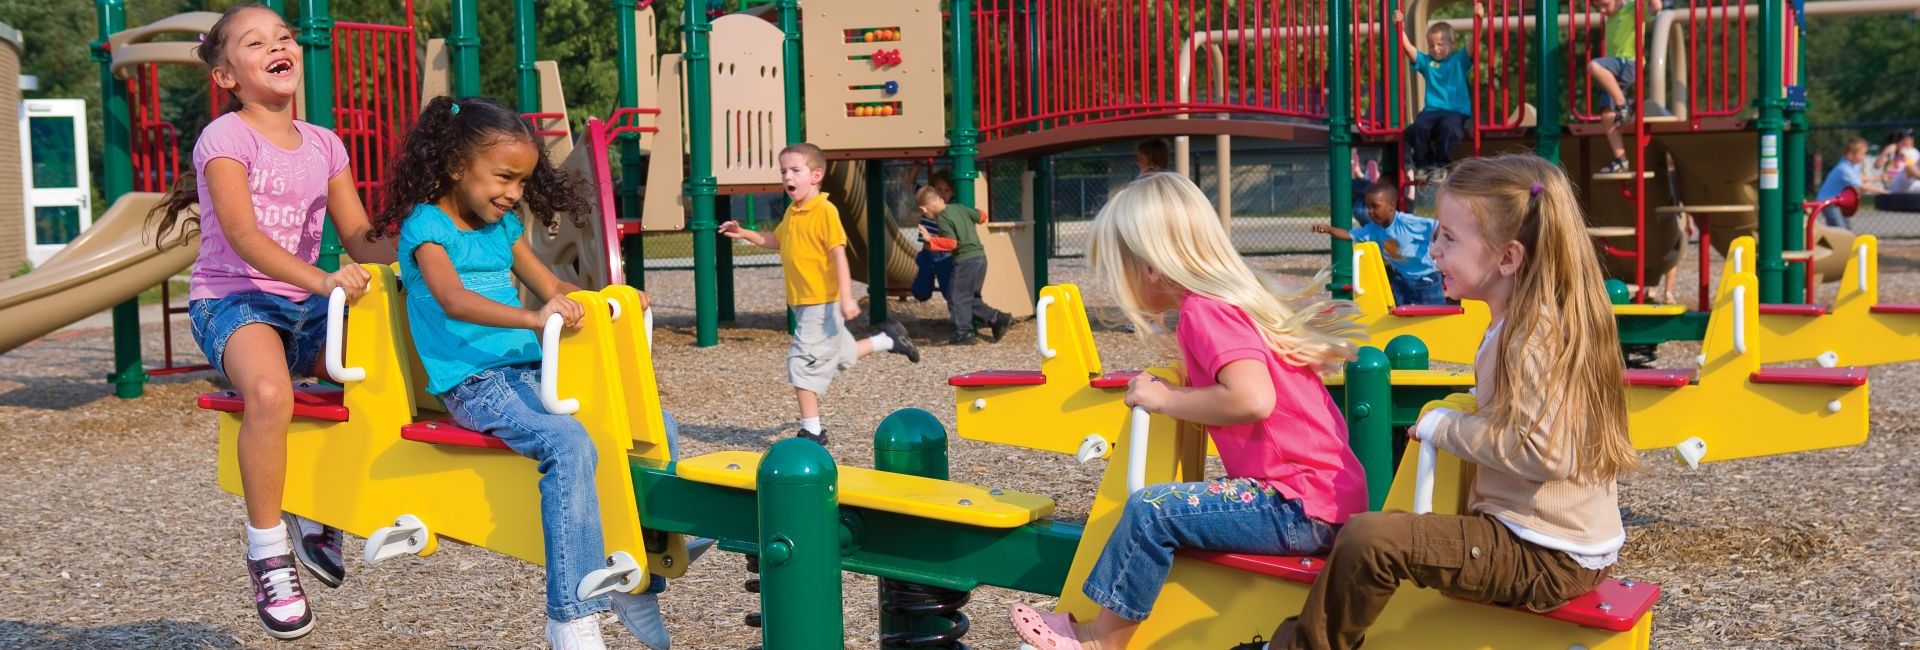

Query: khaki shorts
(788, 303), (859, 394)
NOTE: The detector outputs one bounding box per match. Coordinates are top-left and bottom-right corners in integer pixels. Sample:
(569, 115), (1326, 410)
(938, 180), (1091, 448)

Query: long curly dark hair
(146, 3), (276, 248)
(368, 95), (590, 241)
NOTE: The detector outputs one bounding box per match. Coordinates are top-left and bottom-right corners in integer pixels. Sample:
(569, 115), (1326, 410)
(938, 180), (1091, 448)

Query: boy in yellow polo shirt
(720, 143), (920, 446)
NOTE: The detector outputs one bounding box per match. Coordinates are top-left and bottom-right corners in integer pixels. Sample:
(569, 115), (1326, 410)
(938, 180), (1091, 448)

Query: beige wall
(0, 26), (23, 275)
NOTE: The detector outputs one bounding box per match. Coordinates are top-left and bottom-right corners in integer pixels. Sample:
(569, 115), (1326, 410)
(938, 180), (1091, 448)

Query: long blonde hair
(1090, 172), (1360, 370)
(1440, 155), (1637, 483)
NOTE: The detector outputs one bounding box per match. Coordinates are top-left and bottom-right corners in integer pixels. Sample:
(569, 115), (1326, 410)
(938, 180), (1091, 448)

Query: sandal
(1009, 603), (1082, 650)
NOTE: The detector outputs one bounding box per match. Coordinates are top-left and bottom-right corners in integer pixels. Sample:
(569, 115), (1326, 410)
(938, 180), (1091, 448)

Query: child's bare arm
(1124, 361), (1276, 426)
(1393, 10), (1422, 60)
(416, 243), (572, 330)
(1311, 224), (1354, 240)
(831, 245), (860, 320)
(204, 158), (367, 297)
(324, 170), (396, 264)
(719, 220), (780, 250)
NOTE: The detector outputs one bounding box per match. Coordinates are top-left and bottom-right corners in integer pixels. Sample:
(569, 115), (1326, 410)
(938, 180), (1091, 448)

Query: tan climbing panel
(421, 38), (450, 102)
(643, 54), (688, 232)
(801, 0), (947, 151)
(709, 15), (786, 186)
(534, 60), (574, 162)
(634, 4), (662, 153)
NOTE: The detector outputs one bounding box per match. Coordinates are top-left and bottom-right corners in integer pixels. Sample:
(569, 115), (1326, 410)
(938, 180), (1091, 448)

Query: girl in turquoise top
(370, 96), (675, 650)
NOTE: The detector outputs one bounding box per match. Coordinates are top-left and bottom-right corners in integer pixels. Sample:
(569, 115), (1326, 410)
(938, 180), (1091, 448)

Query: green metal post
(1031, 155), (1052, 293)
(779, 0), (804, 141)
(756, 439), (845, 648)
(449, 0), (481, 97)
(261, 0), (285, 13)
(1327, 0), (1354, 298)
(513, 0), (540, 113)
(685, 2), (720, 346)
(1384, 335), (1429, 371)
(873, 409), (968, 648)
(1344, 347), (1392, 511)
(1782, 16), (1809, 304)
(718, 198), (736, 322)
(95, 0), (144, 399)
(614, 0), (645, 289)
(1533, 0), (1562, 162)
(295, 0), (339, 273)
(867, 164), (888, 325)
(950, 0), (980, 206)
(1756, 0), (1786, 304)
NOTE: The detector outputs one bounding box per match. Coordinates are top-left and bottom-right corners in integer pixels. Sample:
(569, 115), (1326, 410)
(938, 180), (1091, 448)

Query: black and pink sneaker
(247, 553), (314, 640)
(283, 513), (346, 588)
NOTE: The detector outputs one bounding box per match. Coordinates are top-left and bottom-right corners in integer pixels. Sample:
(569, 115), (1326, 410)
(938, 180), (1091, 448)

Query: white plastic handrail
(608, 297), (623, 321)
(1353, 248), (1368, 297)
(1413, 443), (1437, 514)
(540, 313), (580, 415)
(644, 307), (655, 348)
(1732, 284), (1749, 355)
(1858, 244), (1869, 293)
(325, 287), (366, 382)
(1126, 406), (1150, 495)
(1035, 295), (1057, 359)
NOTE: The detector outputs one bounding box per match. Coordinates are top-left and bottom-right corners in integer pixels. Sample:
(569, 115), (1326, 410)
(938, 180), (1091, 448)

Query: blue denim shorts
(1592, 57), (1638, 106)
(188, 291), (330, 379)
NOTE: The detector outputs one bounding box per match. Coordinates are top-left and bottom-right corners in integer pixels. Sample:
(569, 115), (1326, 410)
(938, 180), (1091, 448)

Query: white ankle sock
(869, 332), (895, 352)
(800, 417), (822, 434)
(247, 523), (291, 560)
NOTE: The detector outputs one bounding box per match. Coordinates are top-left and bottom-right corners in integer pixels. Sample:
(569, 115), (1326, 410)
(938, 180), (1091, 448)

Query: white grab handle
(1858, 244), (1869, 293)
(325, 287), (366, 382)
(1732, 244), (1745, 273)
(1126, 406), (1150, 495)
(608, 297), (623, 321)
(644, 307), (654, 348)
(1352, 247), (1367, 296)
(1413, 443), (1437, 514)
(1732, 284), (1748, 355)
(540, 313), (580, 415)
(1035, 295), (1057, 359)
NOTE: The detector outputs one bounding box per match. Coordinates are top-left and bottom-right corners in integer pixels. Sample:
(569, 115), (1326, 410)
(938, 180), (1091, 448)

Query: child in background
(1868, 128), (1915, 187)
(1395, 3), (1483, 183)
(372, 95), (676, 650)
(1136, 138), (1172, 176)
(1592, 0), (1660, 174)
(148, 4), (395, 639)
(916, 187), (1013, 345)
(911, 201), (957, 302)
(1007, 173), (1369, 650)
(1314, 182), (1446, 305)
(721, 143), (921, 446)
(1817, 138), (1888, 228)
(1283, 154), (1639, 650)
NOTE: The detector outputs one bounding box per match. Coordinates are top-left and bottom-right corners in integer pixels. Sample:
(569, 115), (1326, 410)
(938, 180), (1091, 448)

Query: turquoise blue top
(1353, 212), (1440, 280)
(399, 203), (541, 395)
(1413, 51), (1473, 116)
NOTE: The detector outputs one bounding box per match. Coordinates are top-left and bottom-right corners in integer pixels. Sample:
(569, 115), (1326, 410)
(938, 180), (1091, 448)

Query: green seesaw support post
(756, 439), (844, 649)
(95, 0), (144, 399)
(1326, 0), (1354, 299)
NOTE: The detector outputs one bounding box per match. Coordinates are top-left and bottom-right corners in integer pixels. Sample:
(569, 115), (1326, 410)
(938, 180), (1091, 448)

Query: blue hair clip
(449, 102), (461, 115)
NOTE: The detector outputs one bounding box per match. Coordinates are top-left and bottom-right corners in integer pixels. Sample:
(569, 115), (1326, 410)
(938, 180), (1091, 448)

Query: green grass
(137, 279), (192, 305)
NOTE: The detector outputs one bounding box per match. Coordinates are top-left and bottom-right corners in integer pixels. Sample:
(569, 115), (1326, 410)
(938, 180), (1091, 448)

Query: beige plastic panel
(109, 12), (220, 78)
(710, 15), (786, 186)
(643, 54), (688, 231)
(524, 147), (613, 292)
(534, 60), (574, 162)
(421, 38), (451, 102)
(634, 5), (661, 153)
(801, 0), (947, 150)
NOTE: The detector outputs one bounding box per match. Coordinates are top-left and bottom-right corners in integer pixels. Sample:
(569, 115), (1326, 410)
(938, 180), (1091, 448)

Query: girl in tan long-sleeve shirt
(1283, 155), (1640, 650)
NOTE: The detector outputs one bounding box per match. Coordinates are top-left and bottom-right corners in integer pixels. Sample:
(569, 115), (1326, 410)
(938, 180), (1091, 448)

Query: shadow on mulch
(0, 373), (219, 411)
(0, 619), (241, 649)
(679, 422), (802, 448)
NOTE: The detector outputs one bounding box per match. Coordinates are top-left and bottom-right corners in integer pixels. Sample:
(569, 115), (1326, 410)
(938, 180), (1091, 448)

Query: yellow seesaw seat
(954, 285), (1656, 648)
(1349, 241), (1491, 364)
(205, 265), (678, 591)
(1724, 235), (1920, 366)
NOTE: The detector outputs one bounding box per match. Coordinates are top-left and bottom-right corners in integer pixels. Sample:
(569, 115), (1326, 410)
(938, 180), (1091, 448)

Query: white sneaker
(546, 614), (608, 650)
(611, 590), (670, 649)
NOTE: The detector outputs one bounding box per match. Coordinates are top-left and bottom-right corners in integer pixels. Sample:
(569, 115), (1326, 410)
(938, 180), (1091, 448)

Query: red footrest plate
(1870, 303), (1920, 315)
(400, 420), (511, 450)
(1090, 370), (1142, 389)
(1758, 303), (1829, 316)
(1390, 305), (1466, 317)
(196, 385), (349, 422)
(1749, 367), (1869, 386)
(948, 369), (1047, 387)
(1622, 368), (1696, 388)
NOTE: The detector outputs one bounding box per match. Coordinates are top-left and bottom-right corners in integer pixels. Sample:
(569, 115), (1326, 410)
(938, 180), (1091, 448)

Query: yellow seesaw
(953, 286), (1657, 649)
(1724, 235), (1920, 367)
(204, 265), (693, 599)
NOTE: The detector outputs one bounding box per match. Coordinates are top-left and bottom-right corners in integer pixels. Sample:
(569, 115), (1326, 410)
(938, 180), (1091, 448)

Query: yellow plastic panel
(1612, 303), (1688, 316)
(675, 451), (1056, 528)
(1350, 241), (1491, 364)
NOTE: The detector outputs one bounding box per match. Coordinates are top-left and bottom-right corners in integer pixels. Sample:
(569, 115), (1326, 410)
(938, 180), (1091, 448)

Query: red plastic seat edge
(1621, 368), (1695, 388)
(196, 386), (350, 422)
(1391, 305), (1467, 317)
(948, 370), (1047, 387)
(1757, 303), (1829, 316)
(1090, 370), (1142, 389)
(1749, 367), (1869, 386)
(400, 420), (512, 450)
(1869, 303), (1920, 315)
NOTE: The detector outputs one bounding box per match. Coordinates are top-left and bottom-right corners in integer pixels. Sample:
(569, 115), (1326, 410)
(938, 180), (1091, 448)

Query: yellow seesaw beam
(1725, 235), (1920, 366)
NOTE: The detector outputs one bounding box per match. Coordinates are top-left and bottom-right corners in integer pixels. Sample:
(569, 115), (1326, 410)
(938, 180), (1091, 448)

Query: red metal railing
(1684, 0), (1749, 119)
(1472, 0), (1529, 141)
(973, 0), (1330, 144)
(587, 108), (663, 286)
(128, 64), (180, 195)
(1352, 0), (1407, 136)
(333, 18), (419, 215)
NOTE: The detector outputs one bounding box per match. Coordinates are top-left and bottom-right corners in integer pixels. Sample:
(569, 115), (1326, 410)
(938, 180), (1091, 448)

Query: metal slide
(0, 192), (198, 354)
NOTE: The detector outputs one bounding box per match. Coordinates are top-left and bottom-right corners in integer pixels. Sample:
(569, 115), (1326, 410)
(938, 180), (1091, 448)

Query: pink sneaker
(247, 553), (314, 640)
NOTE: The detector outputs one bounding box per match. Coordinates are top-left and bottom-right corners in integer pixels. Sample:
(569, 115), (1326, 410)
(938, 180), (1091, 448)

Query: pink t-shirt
(189, 113), (350, 301)
(1177, 293), (1370, 525)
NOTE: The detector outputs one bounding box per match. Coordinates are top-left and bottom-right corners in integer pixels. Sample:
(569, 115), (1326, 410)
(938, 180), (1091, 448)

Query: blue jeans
(1081, 478), (1338, 621)
(1820, 204), (1848, 229)
(188, 291), (329, 378)
(912, 249), (954, 302)
(1388, 272), (1447, 306)
(442, 365), (683, 619)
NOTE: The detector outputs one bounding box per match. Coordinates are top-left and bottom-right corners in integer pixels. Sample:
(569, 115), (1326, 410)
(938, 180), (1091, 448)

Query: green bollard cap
(759, 438), (839, 486)
(1605, 278), (1632, 304)
(873, 408), (948, 452)
(1384, 335), (1429, 368)
(1348, 345), (1389, 372)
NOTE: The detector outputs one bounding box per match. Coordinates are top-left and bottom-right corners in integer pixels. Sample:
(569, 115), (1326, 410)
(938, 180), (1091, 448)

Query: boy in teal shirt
(1396, 3), (1483, 183)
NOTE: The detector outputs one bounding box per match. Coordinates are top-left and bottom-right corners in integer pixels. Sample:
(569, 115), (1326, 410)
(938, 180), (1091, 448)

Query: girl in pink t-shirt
(1009, 172), (1369, 650)
(147, 5), (394, 641)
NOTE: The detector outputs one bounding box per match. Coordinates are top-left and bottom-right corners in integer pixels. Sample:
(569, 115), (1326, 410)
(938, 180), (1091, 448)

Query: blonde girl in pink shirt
(1008, 172), (1370, 650)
